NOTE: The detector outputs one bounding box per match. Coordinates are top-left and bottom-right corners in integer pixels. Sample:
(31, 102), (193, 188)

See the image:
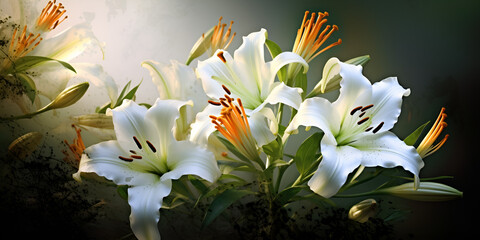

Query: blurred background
(1, 0), (478, 239)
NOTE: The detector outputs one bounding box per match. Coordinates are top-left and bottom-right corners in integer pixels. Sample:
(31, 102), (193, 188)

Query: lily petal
(128, 179), (172, 240)
(161, 140), (220, 183)
(257, 82), (303, 113)
(368, 77), (411, 133)
(351, 131), (424, 180)
(76, 141), (159, 186)
(308, 139), (363, 198)
(189, 104), (219, 147)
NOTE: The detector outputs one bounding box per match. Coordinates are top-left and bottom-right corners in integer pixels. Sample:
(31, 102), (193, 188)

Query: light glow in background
(1, 0), (478, 239)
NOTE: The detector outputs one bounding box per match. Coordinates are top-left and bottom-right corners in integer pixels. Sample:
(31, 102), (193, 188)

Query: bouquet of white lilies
(1, 1), (463, 240)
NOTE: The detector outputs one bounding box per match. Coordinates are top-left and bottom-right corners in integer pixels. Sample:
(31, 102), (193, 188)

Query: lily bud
(308, 55), (370, 98)
(8, 132), (43, 160)
(186, 26), (215, 65)
(377, 182), (463, 202)
(44, 82), (89, 110)
(72, 113), (114, 129)
(348, 198), (378, 223)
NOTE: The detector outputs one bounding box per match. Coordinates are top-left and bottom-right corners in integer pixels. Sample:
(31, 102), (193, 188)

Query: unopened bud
(377, 182), (463, 202)
(308, 55), (370, 98)
(44, 82), (89, 110)
(8, 132), (43, 160)
(348, 198), (378, 223)
(72, 113), (114, 129)
(186, 26), (215, 65)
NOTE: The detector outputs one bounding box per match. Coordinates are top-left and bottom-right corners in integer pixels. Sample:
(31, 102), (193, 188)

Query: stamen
(365, 127), (373, 132)
(210, 17), (236, 54)
(358, 112), (366, 118)
(133, 136), (142, 149)
(357, 117), (370, 125)
(130, 150), (137, 154)
(361, 104), (374, 112)
(35, 0), (68, 32)
(208, 100), (222, 106)
(130, 155), (143, 159)
(417, 108), (449, 158)
(372, 122), (384, 134)
(350, 106), (363, 115)
(222, 84), (231, 95)
(146, 140), (157, 153)
(119, 156), (133, 162)
(217, 51), (226, 63)
(292, 11), (341, 63)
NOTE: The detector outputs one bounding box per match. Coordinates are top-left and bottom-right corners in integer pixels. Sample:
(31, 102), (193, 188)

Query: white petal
(308, 140), (363, 198)
(109, 100), (155, 153)
(161, 141), (220, 183)
(264, 51), (308, 98)
(189, 104), (219, 147)
(142, 60), (208, 112)
(248, 110), (276, 147)
(332, 62), (372, 120)
(286, 97), (339, 142)
(128, 179), (172, 240)
(78, 141), (159, 186)
(145, 99), (193, 159)
(352, 131), (424, 178)
(30, 22), (101, 61)
(368, 77), (411, 132)
(257, 82), (303, 113)
(72, 63), (118, 105)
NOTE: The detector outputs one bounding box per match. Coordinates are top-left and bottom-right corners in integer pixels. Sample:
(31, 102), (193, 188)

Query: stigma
(292, 11), (341, 63)
(35, 0), (68, 32)
(417, 108), (449, 158)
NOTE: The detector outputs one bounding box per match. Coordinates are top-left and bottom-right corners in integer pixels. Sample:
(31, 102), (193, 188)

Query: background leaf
(202, 189), (253, 228)
(9, 56), (76, 74)
(295, 132), (323, 176)
(404, 121), (430, 146)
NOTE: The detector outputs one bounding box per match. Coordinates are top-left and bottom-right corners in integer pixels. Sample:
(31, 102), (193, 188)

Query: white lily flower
(192, 28), (308, 147)
(74, 99), (221, 240)
(286, 61), (424, 198)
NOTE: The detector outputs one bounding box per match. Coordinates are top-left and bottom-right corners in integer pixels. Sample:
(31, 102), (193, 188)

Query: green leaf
(202, 189), (253, 228)
(404, 121), (430, 146)
(15, 73), (37, 103)
(215, 134), (251, 164)
(122, 81), (141, 102)
(9, 56), (76, 74)
(275, 185), (306, 205)
(262, 135), (283, 163)
(295, 132), (323, 176)
(114, 80), (132, 107)
(117, 185), (129, 200)
(188, 175), (209, 195)
(265, 38), (287, 82)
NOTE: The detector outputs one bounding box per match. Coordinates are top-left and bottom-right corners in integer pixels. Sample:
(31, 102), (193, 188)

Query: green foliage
(404, 121), (430, 146)
(96, 80), (141, 114)
(265, 38), (287, 82)
(7, 55), (76, 74)
(294, 132), (323, 177)
(202, 189), (254, 228)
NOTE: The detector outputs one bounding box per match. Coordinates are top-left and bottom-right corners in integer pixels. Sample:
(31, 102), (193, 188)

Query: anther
(357, 117), (370, 125)
(361, 104), (374, 112)
(130, 155), (143, 159)
(372, 122), (384, 134)
(350, 106), (362, 115)
(119, 156), (133, 162)
(208, 100), (221, 106)
(133, 136), (142, 149)
(222, 84), (231, 95)
(146, 140), (157, 153)
(130, 150), (137, 154)
(217, 51), (226, 63)
(358, 112), (366, 118)
(365, 127), (373, 132)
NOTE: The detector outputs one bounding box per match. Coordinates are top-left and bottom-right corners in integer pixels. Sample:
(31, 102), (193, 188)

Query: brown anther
(361, 104), (374, 112)
(217, 51), (226, 63)
(130, 150), (137, 154)
(358, 112), (366, 118)
(222, 84), (231, 95)
(146, 140), (157, 153)
(365, 127), (373, 132)
(133, 136), (142, 149)
(119, 156), (134, 162)
(357, 117), (370, 125)
(372, 122), (384, 134)
(130, 155), (143, 159)
(208, 100), (222, 106)
(350, 106), (363, 115)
